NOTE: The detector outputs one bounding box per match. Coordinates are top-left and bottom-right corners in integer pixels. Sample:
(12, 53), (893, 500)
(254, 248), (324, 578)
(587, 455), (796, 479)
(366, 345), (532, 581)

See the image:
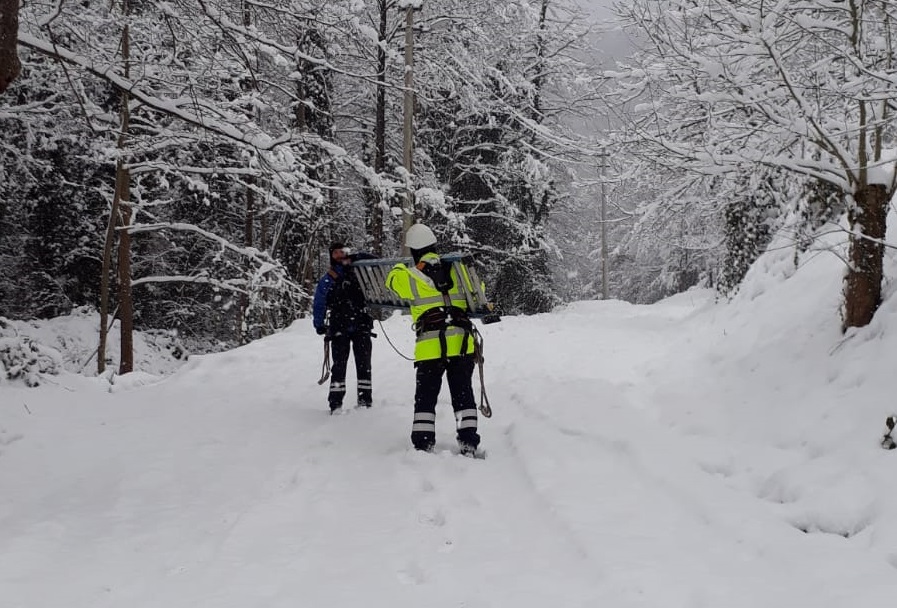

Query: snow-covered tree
(2, 0), (604, 376)
(410, 0), (598, 313)
(6, 0), (359, 367)
(613, 0), (897, 330)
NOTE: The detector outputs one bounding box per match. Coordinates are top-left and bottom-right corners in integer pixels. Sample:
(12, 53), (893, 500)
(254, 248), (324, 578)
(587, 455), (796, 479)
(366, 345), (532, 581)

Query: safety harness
(412, 289), (493, 418)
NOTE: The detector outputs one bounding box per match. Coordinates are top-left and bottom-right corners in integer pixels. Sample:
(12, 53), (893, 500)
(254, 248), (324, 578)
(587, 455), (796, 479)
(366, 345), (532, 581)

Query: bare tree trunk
(298, 240), (316, 300)
(117, 8), (134, 374)
(117, 173), (134, 374)
(239, 0), (255, 343)
(98, 161), (124, 375)
(0, 0), (20, 94)
(99, 4), (132, 375)
(843, 183), (889, 330)
(260, 194), (268, 252)
(244, 187), (255, 246)
(532, 0), (548, 123)
(259, 195), (271, 331)
(239, 183), (254, 343)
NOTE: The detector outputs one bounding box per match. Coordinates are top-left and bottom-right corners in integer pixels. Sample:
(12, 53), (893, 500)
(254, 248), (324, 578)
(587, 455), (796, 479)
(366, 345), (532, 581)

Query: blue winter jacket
(312, 255), (375, 336)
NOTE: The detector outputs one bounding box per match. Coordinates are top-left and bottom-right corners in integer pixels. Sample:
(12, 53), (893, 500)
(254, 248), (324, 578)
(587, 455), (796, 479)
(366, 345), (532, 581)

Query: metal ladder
(351, 252), (501, 322)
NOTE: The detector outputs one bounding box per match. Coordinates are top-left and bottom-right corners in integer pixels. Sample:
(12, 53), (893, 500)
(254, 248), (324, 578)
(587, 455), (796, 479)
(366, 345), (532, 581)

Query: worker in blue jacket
(312, 242), (376, 413)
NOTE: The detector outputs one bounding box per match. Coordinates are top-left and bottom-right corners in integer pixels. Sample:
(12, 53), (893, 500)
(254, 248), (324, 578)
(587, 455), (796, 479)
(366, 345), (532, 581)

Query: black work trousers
(328, 332), (372, 410)
(411, 354), (480, 451)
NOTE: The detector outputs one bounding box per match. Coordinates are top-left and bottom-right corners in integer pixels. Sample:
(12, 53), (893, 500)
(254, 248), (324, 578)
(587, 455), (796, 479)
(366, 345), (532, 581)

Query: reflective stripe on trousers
(410, 355), (480, 448)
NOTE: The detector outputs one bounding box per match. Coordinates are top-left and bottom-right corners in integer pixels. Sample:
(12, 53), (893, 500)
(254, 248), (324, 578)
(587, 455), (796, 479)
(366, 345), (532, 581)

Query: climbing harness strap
(415, 305), (492, 418)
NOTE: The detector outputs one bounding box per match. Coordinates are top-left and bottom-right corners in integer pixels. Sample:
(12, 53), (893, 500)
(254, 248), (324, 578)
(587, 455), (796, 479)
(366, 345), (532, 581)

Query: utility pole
(600, 153), (608, 300)
(371, 0), (389, 256)
(401, 2), (416, 254)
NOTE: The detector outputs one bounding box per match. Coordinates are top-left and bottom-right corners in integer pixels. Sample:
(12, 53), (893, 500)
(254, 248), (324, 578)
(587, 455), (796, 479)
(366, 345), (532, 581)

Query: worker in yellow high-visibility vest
(385, 224), (481, 455)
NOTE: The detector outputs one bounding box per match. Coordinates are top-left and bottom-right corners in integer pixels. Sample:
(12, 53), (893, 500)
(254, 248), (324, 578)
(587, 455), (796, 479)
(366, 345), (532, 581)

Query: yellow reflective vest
(385, 252), (477, 362)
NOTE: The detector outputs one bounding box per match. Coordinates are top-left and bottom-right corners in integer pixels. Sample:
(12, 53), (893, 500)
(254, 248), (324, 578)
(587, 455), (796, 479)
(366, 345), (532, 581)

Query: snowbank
(641, 211), (897, 569)
(0, 307), (187, 386)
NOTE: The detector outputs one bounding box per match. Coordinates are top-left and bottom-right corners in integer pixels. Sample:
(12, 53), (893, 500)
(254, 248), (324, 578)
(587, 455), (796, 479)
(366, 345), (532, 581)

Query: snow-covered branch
(18, 33), (294, 151)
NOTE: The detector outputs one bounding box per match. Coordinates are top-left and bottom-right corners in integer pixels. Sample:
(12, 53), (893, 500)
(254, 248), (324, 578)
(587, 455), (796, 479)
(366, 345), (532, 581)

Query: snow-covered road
(3, 273), (897, 607)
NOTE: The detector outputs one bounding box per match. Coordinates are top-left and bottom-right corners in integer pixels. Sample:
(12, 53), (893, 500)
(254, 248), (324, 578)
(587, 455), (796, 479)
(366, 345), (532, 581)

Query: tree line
(1, 0), (602, 373)
(3, 0), (894, 377)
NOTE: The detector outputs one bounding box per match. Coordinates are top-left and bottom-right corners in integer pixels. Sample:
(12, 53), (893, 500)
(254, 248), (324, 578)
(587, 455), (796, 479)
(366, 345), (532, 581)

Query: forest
(2, 0), (896, 373)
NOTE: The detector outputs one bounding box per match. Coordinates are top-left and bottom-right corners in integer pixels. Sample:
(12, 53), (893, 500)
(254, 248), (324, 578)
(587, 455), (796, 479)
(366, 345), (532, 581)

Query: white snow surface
(4, 239), (897, 607)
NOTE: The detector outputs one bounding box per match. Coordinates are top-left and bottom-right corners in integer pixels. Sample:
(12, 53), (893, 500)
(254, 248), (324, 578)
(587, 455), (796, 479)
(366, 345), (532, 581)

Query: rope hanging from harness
(378, 318), (414, 361)
(471, 326), (492, 418)
(317, 337), (331, 385)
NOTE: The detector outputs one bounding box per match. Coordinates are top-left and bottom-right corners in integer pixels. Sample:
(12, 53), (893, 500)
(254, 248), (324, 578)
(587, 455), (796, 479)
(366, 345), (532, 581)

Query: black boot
(412, 431), (435, 452)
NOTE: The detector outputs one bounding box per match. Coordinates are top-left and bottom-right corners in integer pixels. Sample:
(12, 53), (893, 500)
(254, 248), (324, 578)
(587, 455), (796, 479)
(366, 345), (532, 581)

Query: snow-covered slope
(3, 232), (897, 607)
(1, 307), (186, 384)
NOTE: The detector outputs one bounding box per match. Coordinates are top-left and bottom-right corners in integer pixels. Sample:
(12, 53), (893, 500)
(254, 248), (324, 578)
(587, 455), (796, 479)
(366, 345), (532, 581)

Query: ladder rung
(351, 252), (498, 319)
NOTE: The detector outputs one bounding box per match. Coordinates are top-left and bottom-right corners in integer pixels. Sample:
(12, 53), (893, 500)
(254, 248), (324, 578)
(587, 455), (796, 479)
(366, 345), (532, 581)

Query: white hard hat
(405, 223), (437, 249)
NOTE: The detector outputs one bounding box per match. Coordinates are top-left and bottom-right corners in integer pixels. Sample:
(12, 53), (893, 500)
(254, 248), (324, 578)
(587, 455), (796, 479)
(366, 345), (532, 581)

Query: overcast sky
(578, 0), (616, 18)
(575, 0), (634, 64)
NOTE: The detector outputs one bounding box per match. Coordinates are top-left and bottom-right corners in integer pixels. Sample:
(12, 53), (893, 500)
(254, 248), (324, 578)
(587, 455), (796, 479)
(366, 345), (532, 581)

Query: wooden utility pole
(401, 4), (415, 254)
(371, 0), (389, 256)
(600, 154), (608, 300)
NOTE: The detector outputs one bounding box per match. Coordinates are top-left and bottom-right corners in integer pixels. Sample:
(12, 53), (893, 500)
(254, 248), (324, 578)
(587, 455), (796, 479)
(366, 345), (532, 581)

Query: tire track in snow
(389, 441), (609, 607)
(499, 421), (594, 561)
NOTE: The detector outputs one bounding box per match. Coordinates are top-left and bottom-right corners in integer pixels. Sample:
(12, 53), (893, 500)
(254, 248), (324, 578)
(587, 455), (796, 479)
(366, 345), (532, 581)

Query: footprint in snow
(396, 561), (427, 585)
(418, 506), (447, 528)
